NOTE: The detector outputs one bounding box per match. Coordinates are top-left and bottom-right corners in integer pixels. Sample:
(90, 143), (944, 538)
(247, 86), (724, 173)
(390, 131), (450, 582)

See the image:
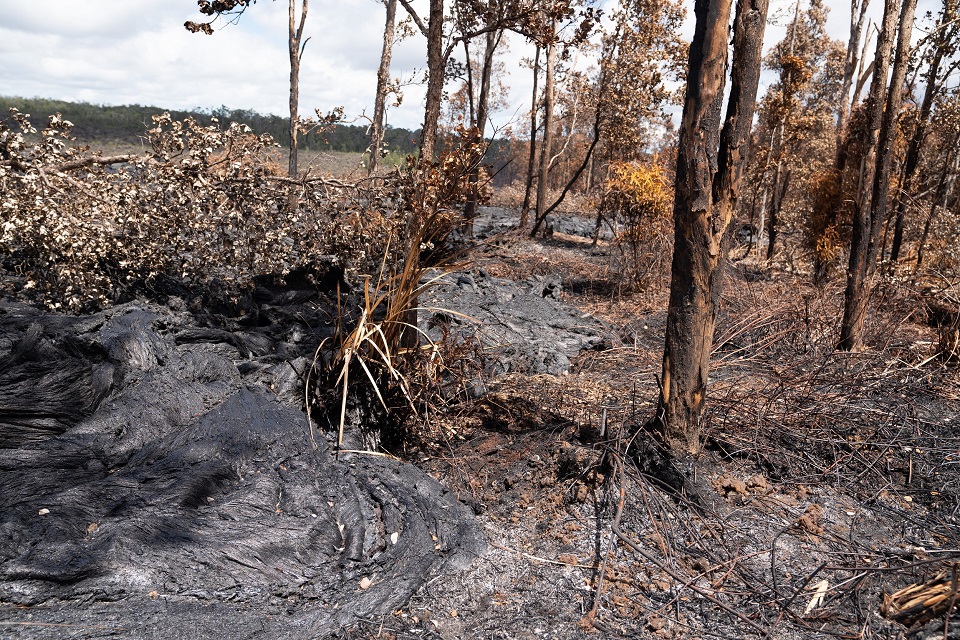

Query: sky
(0, 0), (914, 135)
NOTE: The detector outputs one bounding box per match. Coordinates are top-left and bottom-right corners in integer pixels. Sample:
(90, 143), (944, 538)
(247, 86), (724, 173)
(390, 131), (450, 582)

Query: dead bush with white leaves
(0, 109), (404, 310)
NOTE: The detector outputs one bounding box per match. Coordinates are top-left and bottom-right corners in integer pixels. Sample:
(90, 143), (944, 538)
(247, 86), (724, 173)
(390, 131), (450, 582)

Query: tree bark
(519, 44), (541, 229)
(656, 0), (768, 453)
(419, 0), (445, 163)
(839, 0), (915, 351)
(368, 0), (398, 176)
(533, 23), (556, 235)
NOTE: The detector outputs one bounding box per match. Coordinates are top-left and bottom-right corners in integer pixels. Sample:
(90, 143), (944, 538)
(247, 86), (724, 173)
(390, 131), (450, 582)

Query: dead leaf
(804, 580), (829, 615)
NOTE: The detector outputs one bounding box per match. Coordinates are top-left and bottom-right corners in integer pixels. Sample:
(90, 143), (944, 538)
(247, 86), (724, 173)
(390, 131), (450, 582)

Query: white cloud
(0, 0), (172, 39)
(3, 0), (940, 139)
(0, 0), (433, 129)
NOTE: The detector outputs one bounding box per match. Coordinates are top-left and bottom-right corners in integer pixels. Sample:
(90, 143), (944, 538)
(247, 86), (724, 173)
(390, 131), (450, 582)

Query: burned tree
(838, 0), (916, 351)
(889, 0), (960, 263)
(654, 0), (768, 453)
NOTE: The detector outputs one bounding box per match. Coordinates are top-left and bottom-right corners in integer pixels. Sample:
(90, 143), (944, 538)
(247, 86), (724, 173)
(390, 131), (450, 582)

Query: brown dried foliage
(0, 110), (477, 312)
(598, 160), (672, 288)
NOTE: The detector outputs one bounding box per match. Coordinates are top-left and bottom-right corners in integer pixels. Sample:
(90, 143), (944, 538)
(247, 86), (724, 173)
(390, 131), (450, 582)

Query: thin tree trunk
(534, 25), (556, 234)
(868, 0), (916, 267)
(656, 0), (768, 453)
(519, 45), (541, 228)
(837, 0), (871, 161)
(531, 109), (602, 235)
(463, 28), (502, 237)
(288, 0), (308, 179)
(764, 0), (799, 261)
(399, 0), (442, 352)
(765, 161), (785, 259)
(585, 150), (596, 191)
(817, 9), (871, 283)
(463, 40), (476, 125)
(419, 0), (445, 163)
(891, 0), (956, 261)
(368, 0), (397, 176)
(839, 0), (914, 351)
(917, 136), (960, 269)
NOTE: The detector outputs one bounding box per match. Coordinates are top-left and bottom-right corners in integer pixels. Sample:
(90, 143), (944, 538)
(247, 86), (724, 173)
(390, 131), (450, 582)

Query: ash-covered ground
(2, 207), (959, 639)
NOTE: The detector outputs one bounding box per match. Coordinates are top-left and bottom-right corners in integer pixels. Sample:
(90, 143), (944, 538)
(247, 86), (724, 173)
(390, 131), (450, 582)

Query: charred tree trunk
(815, 0), (869, 282)
(419, 0), (445, 163)
(655, 0), (768, 453)
(839, 0), (915, 351)
(368, 0), (398, 176)
(533, 25), (556, 237)
(519, 44), (541, 229)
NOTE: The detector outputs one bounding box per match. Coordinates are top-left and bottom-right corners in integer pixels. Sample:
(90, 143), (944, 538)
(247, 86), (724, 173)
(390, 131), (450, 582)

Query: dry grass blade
(882, 564), (960, 627)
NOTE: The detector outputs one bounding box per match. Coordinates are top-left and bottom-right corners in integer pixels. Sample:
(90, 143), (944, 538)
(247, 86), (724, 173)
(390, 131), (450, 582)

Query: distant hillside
(0, 96), (420, 155)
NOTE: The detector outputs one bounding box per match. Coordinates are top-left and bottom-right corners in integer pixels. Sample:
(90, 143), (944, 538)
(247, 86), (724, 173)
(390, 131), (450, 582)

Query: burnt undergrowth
(355, 228), (960, 640)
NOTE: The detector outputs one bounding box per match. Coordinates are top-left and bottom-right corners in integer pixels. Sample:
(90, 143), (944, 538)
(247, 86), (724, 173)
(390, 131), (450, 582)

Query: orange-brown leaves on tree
(599, 161), (673, 287)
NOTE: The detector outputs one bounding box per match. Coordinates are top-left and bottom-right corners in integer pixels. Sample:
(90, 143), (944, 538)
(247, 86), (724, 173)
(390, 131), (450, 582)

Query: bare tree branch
(49, 155), (138, 172)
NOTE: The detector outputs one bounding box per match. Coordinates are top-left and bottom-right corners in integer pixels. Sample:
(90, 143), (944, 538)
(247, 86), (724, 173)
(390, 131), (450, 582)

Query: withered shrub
(597, 160), (672, 288)
(0, 110), (413, 310)
(310, 134), (489, 451)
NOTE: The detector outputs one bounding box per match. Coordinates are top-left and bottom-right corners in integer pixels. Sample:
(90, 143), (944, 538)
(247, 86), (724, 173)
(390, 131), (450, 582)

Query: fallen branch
(50, 154), (138, 172)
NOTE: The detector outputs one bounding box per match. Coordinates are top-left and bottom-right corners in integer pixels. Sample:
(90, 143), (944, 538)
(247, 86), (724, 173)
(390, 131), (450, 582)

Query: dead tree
(421, 0), (446, 162)
(890, 0), (960, 262)
(368, 0), (398, 176)
(836, 0), (871, 160)
(533, 20), (557, 233)
(287, 0), (309, 179)
(654, 0), (768, 453)
(838, 0), (916, 351)
(519, 44), (541, 229)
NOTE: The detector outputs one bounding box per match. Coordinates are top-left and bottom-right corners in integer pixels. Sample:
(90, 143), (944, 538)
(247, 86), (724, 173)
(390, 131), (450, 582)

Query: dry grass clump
(308, 137), (489, 452)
